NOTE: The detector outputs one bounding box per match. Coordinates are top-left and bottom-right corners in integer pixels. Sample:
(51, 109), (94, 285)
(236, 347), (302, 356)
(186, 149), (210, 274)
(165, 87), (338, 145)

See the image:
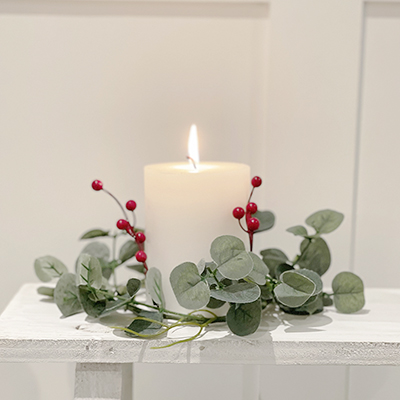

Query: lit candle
(144, 126), (250, 312)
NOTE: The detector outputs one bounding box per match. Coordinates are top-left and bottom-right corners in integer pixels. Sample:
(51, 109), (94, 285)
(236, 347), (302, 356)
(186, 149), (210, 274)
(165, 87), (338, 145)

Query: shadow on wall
(0, 1), (269, 19)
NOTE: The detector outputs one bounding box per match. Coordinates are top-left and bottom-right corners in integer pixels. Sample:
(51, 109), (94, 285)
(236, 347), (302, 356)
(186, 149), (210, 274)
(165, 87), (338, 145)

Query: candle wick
(186, 156), (197, 170)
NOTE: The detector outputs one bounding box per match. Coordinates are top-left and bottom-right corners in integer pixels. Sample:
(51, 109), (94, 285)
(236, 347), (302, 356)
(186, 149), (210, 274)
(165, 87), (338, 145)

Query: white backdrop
(1, 0), (399, 399)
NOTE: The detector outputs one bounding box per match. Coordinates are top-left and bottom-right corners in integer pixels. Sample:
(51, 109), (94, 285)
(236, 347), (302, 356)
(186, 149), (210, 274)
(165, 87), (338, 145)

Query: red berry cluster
(232, 176), (262, 251)
(92, 180), (148, 272)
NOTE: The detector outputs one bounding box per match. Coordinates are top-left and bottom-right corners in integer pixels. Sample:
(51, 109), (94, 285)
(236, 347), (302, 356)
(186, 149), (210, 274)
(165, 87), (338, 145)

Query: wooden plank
(0, 284), (399, 366)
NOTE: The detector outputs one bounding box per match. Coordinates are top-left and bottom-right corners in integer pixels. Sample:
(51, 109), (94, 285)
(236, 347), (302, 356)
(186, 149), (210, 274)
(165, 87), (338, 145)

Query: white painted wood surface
(0, 284), (399, 366)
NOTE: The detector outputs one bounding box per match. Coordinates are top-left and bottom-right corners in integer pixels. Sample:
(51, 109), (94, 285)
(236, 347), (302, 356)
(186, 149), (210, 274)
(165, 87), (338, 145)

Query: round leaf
(80, 229), (110, 240)
(37, 286), (54, 297)
(146, 268), (165, 308)
(274, 270), (315, 308)
(76, 254), (103, 289)
(78, 242), (110, 267)
(286, 225), (308, 237)
(279, 293), (324, 315)
(119, 240), (139, 264)
(78, 285), (106, 318)
(259, 248), (288, 278)
(226, 299), (262, 336)
(170, 262), (210, 310)
(127, 278), (141, 297)
(298, 238), (331, 276)
(217, 251), (254, 280)
(253, 210), (275, 232)
(247, 252), (269, 285)
(54, 273), (82, 317)
(206, 297), (226, 309)
(126, 310), (163, 337)
(332, 271), (365, 313)
(276, 263), (294, 277)
(297, 269), (323, 295)
(305, 209), (344, 234)
(210, 282), (261, 304)
(210, 235), (245, 265)
(34, 256), (68, 282)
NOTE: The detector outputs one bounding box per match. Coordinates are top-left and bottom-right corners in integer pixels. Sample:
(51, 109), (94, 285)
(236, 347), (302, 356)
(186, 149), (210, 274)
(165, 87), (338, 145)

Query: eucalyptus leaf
(279, 293), (324, 315)
(54, 273), (82, 317)
(297, 269), (323, 295)
(34, 255), (68, 282)
(253, 210), (275, 232)
(226, 299), (262, 336)
(210, 282), (260, 304)
(332, 271), (365, 313)
(274, 270), (316, 308)
(80, 229), (110, 239)
(218, 251), (254, 280)
(260, 284), (273, 301)
(78, 285), (106, 318)
(206, 297), (226, 309)
(197, 258), (206, 275)
(102, 297), (132, 316)
(298, 238), (331, 276)
(247, 252), (269, 285)
(170, 262), (210, 310)
(119, 240), (139, 264)
(305, 209), (344, 234)
(146, 268), (165, 308)
(126, 310), (163, 337)
(127, 278), (141, 297)
(276, 263), (294, 277)
(260, 249), (289, 278)
(78, 242), (110, 267)
(76, 254), (103, 289)
(37, 286), (54, 297)
(210, 235), (245, 265)
(126, 264), (146, 274)
(286, 225), (308, 237)
(323, 294), (334, 307)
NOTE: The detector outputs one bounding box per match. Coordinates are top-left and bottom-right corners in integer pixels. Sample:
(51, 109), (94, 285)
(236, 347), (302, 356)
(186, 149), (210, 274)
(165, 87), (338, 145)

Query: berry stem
(247, 186), (255, 204)
(103, 188), (130, 221)
(249, 231), (254, 252)
(238, 219), (248, 234)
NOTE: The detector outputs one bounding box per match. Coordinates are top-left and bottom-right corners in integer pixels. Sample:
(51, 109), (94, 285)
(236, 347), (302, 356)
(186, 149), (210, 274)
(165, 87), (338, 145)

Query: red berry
(135, 250), (147, 263)
(135, 232), (146, 243)
(247, 217), (260, 231)
(126, 200), (137, 211)
(92, 180), (103, 191)
(246, 202), (258, 214)
(232, 207), (245, 219)
(251, 176), (262, 188)
(116, 219), (129, 230)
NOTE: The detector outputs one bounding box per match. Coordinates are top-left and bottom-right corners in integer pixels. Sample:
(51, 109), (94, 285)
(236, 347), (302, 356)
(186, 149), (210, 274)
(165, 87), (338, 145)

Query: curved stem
(103, 188), (130, 221)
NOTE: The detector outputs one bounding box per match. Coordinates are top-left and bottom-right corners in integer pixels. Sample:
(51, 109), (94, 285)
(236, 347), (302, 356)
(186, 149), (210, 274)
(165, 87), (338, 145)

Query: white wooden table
(0, 284), (399, 400)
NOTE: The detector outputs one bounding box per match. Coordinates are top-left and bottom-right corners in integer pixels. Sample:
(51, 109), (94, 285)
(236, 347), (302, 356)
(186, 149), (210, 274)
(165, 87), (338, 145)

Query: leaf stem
(291, 238), (312, 268)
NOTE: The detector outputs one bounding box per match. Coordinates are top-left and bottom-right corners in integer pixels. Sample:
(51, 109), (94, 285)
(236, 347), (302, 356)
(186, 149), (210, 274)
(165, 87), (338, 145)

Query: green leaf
(226, 299), (262, 336)
(170, 262), (210, 310)
(126, 310), (163, 337)
(34, 256), (68, 282)
(286, 225), (308, 237)
(259, 249), (289, 278)
(125, 264), (146, 274)
(119, 240), (139, 264)
(275, 263), (294, 277)
(80, 229), (110, 240)
(210, 282), (260, 304)
(305, 209), (344, 234)
(78, 242), (110, 267)
(274, 270), (315, 308)
(247, 252), (269, 285)
(297, 269), (323, 295)
(197, 259), (206, 274)
(323, 294), (334, 306)
(37, 286), (55, 297)
(76, 254), (103, 289)
(279, 293), (324, 315)
(127, 278), (141, 297)
(217, 251), (254, 280)
(253, 210), (275, 232)
(146, 268), (165, 308)
(206, 297), (226, 309)
(260, 283), (273, 301)
(210, 235), (245, 265)
(298, 238), (331, 276)
(332, 271), (365, 313)
(54, 273), (82, 317)
(78, 285), (107, 318)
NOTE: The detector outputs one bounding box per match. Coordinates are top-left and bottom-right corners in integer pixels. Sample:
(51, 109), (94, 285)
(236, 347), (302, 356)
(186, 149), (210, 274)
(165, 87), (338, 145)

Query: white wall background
(0, 0), (399, 399)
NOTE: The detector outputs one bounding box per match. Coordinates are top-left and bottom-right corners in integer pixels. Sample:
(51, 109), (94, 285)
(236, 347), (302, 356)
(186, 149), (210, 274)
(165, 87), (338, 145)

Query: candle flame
(188, 125), (200, 168)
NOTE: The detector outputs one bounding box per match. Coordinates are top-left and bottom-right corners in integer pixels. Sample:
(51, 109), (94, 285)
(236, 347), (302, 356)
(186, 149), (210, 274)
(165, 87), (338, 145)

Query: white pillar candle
(144, 161), (250, 313)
